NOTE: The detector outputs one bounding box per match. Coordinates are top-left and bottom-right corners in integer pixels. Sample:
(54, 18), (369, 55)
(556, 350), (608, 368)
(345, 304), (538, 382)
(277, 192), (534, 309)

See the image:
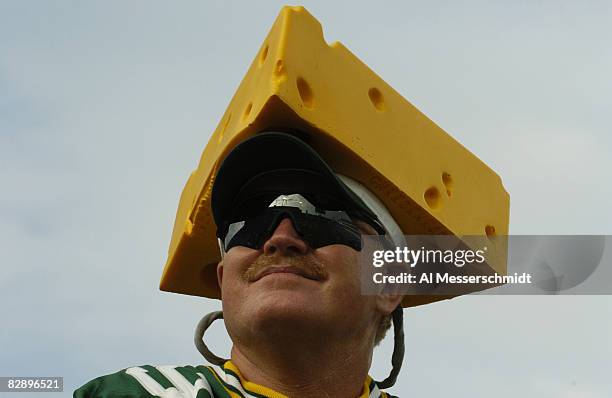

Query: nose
(262, 217), (308, 256)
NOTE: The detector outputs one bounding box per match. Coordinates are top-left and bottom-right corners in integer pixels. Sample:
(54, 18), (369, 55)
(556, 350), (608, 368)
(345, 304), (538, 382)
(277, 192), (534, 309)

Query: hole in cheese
(368, 87), (386, 111)
(424, 186), (441, 210)
(297, 77), (314, 108)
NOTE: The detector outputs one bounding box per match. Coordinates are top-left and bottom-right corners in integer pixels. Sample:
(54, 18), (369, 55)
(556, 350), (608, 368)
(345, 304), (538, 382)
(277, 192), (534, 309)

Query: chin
(247, 290), (325, 330)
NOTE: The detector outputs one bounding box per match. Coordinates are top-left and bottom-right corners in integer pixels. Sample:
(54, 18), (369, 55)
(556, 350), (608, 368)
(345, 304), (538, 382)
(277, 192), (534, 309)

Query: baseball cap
(211, 131), (386, 238)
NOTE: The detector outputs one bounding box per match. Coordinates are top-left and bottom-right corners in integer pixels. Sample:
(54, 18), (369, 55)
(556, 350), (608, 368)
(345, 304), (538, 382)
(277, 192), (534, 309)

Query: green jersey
(74, 361), (396, 398)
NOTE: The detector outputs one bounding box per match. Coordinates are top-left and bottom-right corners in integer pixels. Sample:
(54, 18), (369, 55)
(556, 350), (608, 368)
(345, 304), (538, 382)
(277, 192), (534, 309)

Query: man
(74, 132), (406, 398)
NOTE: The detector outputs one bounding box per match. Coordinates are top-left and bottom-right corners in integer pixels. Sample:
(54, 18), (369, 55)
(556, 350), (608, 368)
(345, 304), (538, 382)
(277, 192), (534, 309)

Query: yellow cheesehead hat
(159, 6), (509, 307)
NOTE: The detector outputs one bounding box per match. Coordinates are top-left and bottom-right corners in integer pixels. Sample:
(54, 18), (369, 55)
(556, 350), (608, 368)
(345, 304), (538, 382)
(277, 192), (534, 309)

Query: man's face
(217, 217), (381, 343)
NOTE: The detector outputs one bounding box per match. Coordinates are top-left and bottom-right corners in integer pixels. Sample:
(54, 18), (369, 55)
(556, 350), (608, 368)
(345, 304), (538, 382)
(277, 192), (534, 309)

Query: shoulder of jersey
(73, 364), (226, 398)
(74, 364), (398, 398)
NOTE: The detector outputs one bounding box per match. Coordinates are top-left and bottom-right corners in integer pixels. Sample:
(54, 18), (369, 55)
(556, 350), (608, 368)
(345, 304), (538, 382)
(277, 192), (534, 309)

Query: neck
(229, 330), (374, 398)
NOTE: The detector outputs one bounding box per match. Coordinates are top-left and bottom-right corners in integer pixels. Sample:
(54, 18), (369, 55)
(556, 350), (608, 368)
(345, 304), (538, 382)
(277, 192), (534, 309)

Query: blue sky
(1, 1), (611, 397)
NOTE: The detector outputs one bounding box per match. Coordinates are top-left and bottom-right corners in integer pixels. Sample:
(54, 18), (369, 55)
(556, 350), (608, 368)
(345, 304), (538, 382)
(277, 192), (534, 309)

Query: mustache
(242, 254), (329, 282)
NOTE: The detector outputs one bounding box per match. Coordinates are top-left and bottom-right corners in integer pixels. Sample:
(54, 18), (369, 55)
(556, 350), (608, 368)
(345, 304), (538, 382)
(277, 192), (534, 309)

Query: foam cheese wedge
(160, 6), (510, 307)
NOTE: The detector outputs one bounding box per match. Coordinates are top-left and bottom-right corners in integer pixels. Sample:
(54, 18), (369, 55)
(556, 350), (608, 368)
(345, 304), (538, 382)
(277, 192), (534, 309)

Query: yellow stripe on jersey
(209, 361), (384, 398)
(206, 365), (245, 398)
(222, 361), (288, 398)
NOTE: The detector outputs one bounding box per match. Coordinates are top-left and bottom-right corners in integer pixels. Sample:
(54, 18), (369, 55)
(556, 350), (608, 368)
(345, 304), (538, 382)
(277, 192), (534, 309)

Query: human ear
(216, 261), (224, 291)
(376, 293), (403, 315)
